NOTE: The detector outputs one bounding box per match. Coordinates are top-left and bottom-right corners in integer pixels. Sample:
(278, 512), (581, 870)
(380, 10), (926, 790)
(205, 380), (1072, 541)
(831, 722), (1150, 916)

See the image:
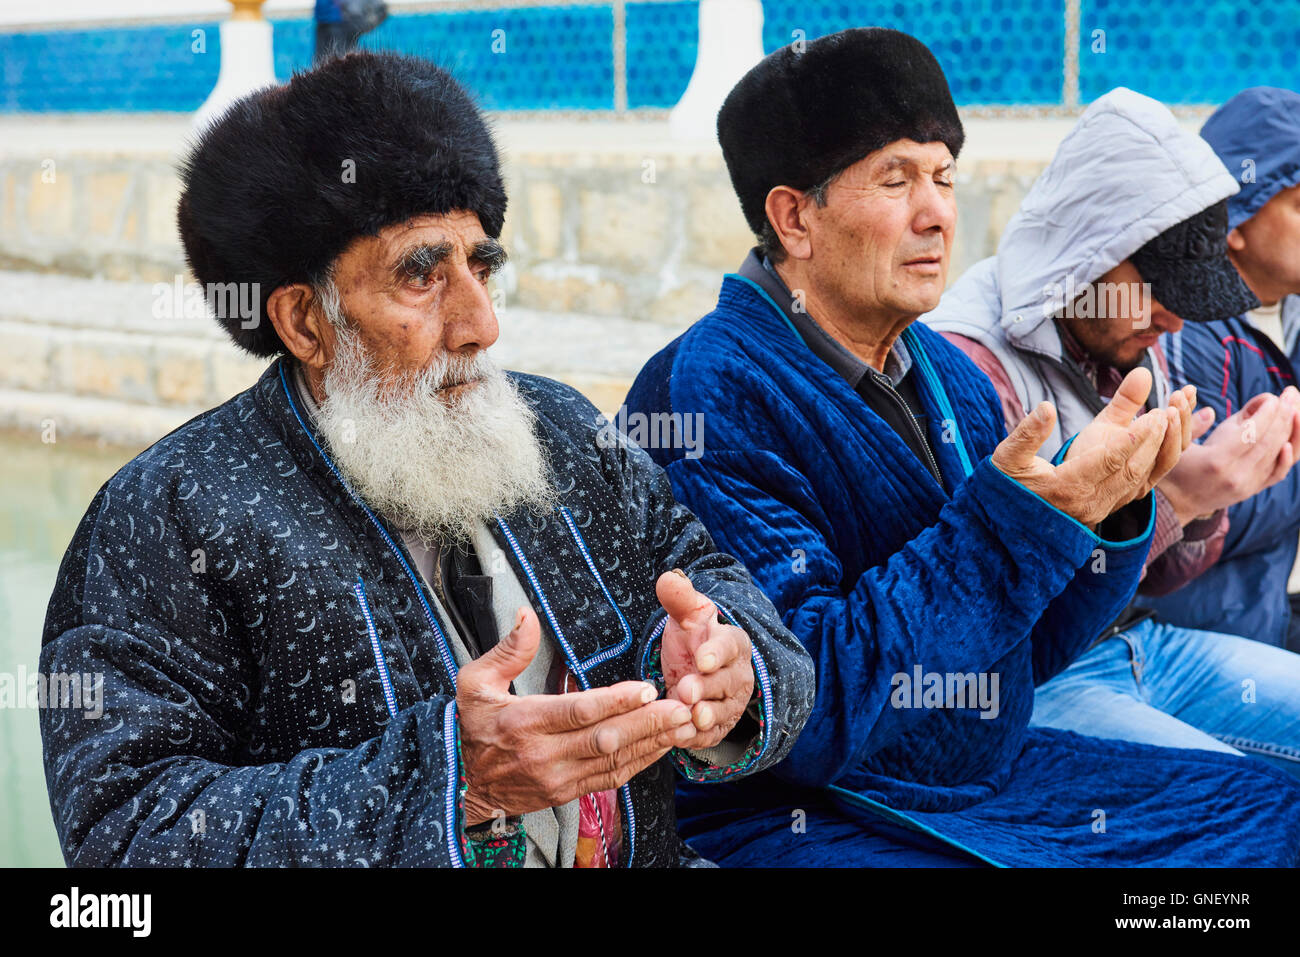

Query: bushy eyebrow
(392, 241), (453, 280)
(470, 238), (508, 273)
(390, 238), (508, 280)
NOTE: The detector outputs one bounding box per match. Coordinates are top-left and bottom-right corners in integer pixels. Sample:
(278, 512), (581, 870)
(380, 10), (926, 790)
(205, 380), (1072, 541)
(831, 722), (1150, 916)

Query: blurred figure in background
(314, 0), (354, 63)
(315, 0), (388, 64)
(1145, 87), (1300, 652)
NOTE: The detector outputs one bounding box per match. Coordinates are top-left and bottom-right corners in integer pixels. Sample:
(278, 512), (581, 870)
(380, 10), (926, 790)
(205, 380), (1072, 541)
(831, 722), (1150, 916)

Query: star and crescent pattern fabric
(38, 356), (816, 867)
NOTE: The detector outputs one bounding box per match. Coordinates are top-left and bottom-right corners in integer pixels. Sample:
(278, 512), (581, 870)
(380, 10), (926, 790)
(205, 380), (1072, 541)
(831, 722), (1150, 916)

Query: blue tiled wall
(625, 0), (1063, 108)
(1078, 0), (1300, 103)
(760, 1), (1064, 105)
(0, 6), (614, 112)
(626, 1), (697, 108)
(1, 22), (221, 111)
(0, 2), (1296, 113)
(365, 6), (615, 109)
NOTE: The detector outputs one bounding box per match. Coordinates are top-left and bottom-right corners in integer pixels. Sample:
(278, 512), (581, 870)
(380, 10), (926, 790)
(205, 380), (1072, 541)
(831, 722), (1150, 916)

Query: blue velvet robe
(624, 273), (1300, 866)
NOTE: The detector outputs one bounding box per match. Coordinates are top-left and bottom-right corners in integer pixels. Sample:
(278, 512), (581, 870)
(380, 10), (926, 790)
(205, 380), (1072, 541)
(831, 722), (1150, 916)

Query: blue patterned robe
(38, 357), (815, 867)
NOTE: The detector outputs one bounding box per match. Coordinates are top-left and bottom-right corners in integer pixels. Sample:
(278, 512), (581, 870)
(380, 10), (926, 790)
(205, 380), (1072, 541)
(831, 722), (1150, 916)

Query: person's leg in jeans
(1033, 618), (1300, 779)
(1031, 624), (1242, 756)
(1135, 619), (1300, 779)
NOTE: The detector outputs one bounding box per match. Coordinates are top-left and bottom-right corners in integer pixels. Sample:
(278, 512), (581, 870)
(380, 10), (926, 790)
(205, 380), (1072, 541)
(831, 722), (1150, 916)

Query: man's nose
(442, 264), (500, 353)
(914, 177), (956, 235)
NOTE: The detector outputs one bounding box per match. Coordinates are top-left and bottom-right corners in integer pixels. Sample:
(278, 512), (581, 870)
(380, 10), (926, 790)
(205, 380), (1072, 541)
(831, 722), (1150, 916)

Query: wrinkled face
(804, 139), (957, 320)
(1058, 260), (1185, 371)
(322, 210), (507, 402)
(1230, 182), (1300, 302)
(303, 212), (557, 544)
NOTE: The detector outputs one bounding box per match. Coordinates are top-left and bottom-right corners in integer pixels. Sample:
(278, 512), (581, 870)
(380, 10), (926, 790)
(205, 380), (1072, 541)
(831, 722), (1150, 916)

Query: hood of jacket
(928, 87), (1241, 363)
(1202, 86), (1300, 232)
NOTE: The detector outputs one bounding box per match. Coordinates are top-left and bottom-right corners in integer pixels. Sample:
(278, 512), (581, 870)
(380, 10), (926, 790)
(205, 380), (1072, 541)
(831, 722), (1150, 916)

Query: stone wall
(1, 144), (1043, 319)
(1, 152), (183, 282)
(0, 132), (1045, 446)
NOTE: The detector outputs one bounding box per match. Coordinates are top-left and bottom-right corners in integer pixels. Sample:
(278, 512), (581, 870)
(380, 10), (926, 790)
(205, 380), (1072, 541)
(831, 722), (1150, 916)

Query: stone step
(0, 269), (685, 446)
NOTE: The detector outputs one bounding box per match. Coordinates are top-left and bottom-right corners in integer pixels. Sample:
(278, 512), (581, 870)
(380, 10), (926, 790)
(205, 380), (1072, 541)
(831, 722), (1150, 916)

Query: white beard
(315, 325), (557, 546)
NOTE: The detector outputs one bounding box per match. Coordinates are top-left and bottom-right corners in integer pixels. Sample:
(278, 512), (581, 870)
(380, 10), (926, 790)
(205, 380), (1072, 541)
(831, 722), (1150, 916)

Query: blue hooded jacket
(1143, 87), (1300, 649)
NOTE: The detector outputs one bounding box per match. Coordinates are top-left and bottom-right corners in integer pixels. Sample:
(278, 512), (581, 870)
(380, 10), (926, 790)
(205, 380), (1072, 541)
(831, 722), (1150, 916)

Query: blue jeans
(1031, 618), (1300, 779)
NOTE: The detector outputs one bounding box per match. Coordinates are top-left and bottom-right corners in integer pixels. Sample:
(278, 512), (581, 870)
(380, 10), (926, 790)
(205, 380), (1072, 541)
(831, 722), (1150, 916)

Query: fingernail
(698, 652), (717, 671)
(670, 568), (689, 580)
(696, 705), (714, 729)
(683, 682), (701, 706)
(672, 708), (692, 725)
(673, 724), (695, 743)
(641, 684), (657, 704)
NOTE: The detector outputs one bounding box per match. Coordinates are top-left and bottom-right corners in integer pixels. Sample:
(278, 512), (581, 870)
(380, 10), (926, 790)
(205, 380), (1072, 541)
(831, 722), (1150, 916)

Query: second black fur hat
(717, 27), (965, 237)
(177, 51), (507, 357)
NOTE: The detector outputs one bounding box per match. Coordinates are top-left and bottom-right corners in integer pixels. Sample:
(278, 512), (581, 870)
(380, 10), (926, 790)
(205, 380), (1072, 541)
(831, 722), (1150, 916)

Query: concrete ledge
(0, 269), (683, 445)
(0, 387), (200, 448)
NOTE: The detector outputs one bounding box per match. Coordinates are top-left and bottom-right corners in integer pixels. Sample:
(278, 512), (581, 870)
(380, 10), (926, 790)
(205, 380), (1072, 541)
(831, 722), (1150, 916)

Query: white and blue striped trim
(443, 701), (465, 868)
(493, 514), (586, 678)
(560, 507), (635, 671)
(354, 578), (399, 721)
(716, 600), (776, 770)
(493, 512), (637, 867)
(641, 615), (670, 676)
(278, 364), (460, 685)
(359, 575), (463, 867)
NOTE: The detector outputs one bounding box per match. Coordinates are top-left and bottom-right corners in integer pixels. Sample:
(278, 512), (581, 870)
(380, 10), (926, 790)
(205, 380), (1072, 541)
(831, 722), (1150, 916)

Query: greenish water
(0, 430), (142, 867)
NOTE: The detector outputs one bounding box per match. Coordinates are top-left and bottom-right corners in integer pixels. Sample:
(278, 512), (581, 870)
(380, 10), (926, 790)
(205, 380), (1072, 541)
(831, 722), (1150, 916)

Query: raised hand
(656, 570), (755, 751)
(1066, 368), (1192, 490)
(1159, 386), (1300, 523)
(992, 372), (1173, 528)
(456, 605), (695, 825)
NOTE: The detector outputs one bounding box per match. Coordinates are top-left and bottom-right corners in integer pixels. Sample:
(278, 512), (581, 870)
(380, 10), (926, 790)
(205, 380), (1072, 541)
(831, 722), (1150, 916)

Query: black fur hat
(177, 51), (507, 357)
(717, 27), (965, 237)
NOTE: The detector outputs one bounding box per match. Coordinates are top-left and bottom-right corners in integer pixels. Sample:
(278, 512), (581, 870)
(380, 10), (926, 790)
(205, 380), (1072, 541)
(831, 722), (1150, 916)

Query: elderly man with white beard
(37, 52), (815, 868)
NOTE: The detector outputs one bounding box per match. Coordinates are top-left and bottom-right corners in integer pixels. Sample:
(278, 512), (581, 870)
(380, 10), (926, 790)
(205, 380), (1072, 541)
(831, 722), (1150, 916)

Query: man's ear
(266, 282), (333, 377)
(764, 185), (814, 261)
(1226, 226), (1246, 253)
